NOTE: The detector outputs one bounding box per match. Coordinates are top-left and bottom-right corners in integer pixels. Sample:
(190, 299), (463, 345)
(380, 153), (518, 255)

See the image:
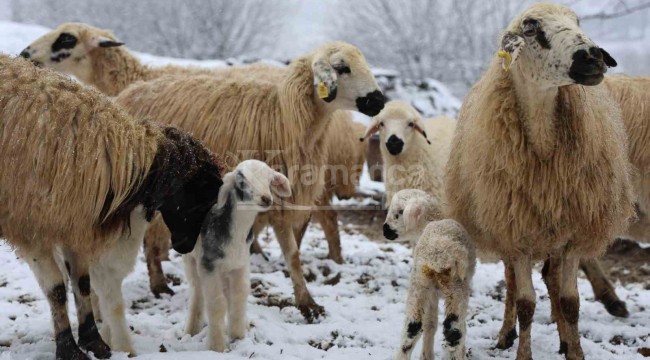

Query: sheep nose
(356, 90), (385, 117)
(261, 195), (272, 207)
(19, 49), (31, 59)
(386, 135), (404, 155)
(383, 223), (398, 240)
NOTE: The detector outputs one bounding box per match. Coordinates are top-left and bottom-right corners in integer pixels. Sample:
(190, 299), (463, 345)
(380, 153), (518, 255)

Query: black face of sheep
(383, 223), (399, 240)
(385, 134), (405, 155)
(356, 90), (386, 117)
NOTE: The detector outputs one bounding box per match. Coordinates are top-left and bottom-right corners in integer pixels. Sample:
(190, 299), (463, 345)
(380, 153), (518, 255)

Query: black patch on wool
(78, 275), (91, 296)
(536, 30), (551, 49)
(406, 320), (422, 338)
(49, 283), (67, 306)
(443, 314), (462, 347)
(51, 33), (78, 53)
(50, 52), (71, 63)
(201, 191), (234, 272)
(100, 126), (223, 255)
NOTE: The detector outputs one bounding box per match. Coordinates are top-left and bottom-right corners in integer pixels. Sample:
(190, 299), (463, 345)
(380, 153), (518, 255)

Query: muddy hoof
(80, 338), (112, 359)
(297, 302), (326, 323)
(152, 284), (175, 298)
(495, 328), (517, 350)
(605, 299), (629, 318)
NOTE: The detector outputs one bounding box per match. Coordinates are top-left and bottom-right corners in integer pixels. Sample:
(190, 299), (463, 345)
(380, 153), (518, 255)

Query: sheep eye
(522, 19), (539, 37)
(333, 64), (351, 75)
(380, 122), (385, 127)
(408, 122), (414, 128)
(52, 33), (78, 52)
(398, 209), (404, 215)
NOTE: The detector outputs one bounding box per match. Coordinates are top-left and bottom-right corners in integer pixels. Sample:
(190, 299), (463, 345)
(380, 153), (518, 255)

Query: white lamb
(183, 160), (291, 352)
(385, 189), (475, 360)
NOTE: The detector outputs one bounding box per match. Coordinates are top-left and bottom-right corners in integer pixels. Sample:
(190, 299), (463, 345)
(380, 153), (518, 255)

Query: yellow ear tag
(497, 50), (513, 72)
(317, 82), (329, 99)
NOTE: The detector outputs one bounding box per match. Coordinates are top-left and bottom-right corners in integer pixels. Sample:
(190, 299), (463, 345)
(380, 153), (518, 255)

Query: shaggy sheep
(445, 4), (633, 359)
(184, 160), (291, 352)
(114, 42), (385, 321)
(361, 100), (455, 206)
(0, 55), (224, 358)
(383, 189), (475, 360)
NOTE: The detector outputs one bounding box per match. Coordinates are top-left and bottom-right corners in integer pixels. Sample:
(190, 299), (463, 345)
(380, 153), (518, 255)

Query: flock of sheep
(1, 2), (649, 359)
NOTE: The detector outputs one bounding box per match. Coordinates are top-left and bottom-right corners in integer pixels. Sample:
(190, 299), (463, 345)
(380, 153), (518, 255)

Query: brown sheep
(0, 55), (225, 358)
(445, 4), (633, 359)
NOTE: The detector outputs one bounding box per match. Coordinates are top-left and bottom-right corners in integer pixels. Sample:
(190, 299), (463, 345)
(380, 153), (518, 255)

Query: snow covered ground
(2, 19), (650, 360)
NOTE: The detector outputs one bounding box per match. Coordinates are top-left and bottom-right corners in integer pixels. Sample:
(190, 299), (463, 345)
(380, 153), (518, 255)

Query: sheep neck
(511, 71), (560, 159)
(90, 47), (154, 96)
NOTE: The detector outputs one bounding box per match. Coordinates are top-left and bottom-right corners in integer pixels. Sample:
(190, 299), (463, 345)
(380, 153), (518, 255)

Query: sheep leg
(496, 262), (518, 349)
(249, 221), (269, 261)
(558, 256), (584, 360)
(542, 256), (568, 353)
(143, 231), (174, 298)
(90, 289), (101, 322)
(512, 257), (535, 360)
(272, 221), (325, 323)
(61, 249), (111, 359)
(183, 255), (204, 336)
(313, 208), (344, 264)
(580, 258), (628, 318)
(442, 285), (468, 360)
(25, 251), (89, 360)
(394, 276), (428, 360)
(420, 292), (439, 360)
(227, 265), (250, 341)
(294, 214), (311, 249)
(199, 267), (227, 352)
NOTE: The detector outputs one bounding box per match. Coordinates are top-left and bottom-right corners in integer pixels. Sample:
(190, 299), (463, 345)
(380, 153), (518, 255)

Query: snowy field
(2, 20), (650, 360)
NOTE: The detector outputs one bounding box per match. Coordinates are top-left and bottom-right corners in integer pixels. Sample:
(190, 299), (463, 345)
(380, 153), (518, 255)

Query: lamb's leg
(558, 256), (585, 360)
(580, 258), (628, 317)
(227, 265), (250, 341)
(420, 292), (439, 360)
(25, 250), (89, 360)
(199, 267), (228, 352)
(143, 230), (174, 298)
(313, 207), (344, 264)
(496, 261), (518, 349)
(442, 284), (469, 360)
(62, 249), (111, 359)
(512, 257), (535, 360)
(272, 221), (325, 322)
(183, 255), (204, 336)
(394, 277), (428, 360)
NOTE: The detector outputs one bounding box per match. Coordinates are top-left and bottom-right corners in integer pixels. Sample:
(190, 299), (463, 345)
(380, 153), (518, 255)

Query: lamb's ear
(411, 118), (431, 145)
(271, 172), (292, 197)
(216, 172), (236, 208)
(88, 35), (124, 49)
(360, 118), (381, 142)
(403, 201), (424, 232)
(498, 32), (525, 72)
(600, 48), (617, 67)
(312, 57), (337, 102)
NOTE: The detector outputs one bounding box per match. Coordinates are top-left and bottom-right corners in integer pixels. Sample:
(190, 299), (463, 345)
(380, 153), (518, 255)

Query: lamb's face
(20, 23), (123, 84)
(220, 159), (292, 212)
(311, 42), (385, 117)
(383, 189), (432, 243)
(372, 101), (427, 156)
(501, 3), (617, 87)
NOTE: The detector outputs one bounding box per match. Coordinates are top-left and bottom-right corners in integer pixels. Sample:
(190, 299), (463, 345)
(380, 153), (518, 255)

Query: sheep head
(362, 101), (429, 156)
(383, 189), (442, 244)
(310, 42), (385, 117)
(498, 3), (616, 87)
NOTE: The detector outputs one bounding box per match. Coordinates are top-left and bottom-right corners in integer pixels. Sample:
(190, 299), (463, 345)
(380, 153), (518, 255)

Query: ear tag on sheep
(497, 50), (513, 72)
(317, 82), (329, 99)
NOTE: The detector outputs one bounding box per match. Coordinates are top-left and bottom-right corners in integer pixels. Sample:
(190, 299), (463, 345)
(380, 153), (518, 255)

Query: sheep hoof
(328, 254), (344, 264)
(56, 345), (90, 360)
(495, 328), (517, 350)
(604, 299), (629, 318)
(79, 338), (111, 359)
(297, 302), (326, 323)
(151, 284), (175, 298)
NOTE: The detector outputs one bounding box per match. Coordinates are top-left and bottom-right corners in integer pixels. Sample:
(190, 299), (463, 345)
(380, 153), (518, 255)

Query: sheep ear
(312, 57), (337, 102)
(89, 36), (124, 49)
(412, 118), (431, 145)
(217, 172), (236, 208)
(271, 172), (292, 198)
(600, 48), (617, 68)
(498, 32), (525, 72)
(361, 118), (381, 142)
(403, 201), (423, 232)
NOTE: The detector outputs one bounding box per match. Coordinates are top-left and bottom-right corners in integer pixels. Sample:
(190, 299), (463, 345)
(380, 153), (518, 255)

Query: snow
(1, 19), (650, 360)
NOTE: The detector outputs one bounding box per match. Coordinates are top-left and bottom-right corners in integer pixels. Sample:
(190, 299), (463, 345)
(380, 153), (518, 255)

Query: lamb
(0, 55), (225, 358)
(361, 100), (455, 206)
(383, 189), (475, 360)
(184, 160), (291, 352)
(114, 42), (385, 321)
(445, 4), (634, 359)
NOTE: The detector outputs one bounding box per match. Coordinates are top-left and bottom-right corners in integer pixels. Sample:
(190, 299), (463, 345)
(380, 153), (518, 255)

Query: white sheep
(114, 42), (385, 321)
(361, 100), (455, 206)
(0, 55), (225, 358)
(445, 4), (633, 359)
(384, 189), (475, 360)
(184, 160), (291, 352)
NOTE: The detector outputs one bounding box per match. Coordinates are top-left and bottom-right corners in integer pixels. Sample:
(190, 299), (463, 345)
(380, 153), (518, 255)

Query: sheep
(444, 4), (633, 359)
(361, 100), (455, 207)
(183, 160), (291, 351)
(0, 55), (225, 358)
(114, 42), (385, 321)
(383, 189), (474, 360)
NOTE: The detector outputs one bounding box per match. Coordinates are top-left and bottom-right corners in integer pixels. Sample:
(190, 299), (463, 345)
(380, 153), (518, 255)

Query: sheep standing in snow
(445, 4), (633, 359)
(184, 160), (291, 351)
(0, 55), (224, 358)
(361, 100), (455, 206)
(115, 42), (385, 321)
(384, 189), (474, 360)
